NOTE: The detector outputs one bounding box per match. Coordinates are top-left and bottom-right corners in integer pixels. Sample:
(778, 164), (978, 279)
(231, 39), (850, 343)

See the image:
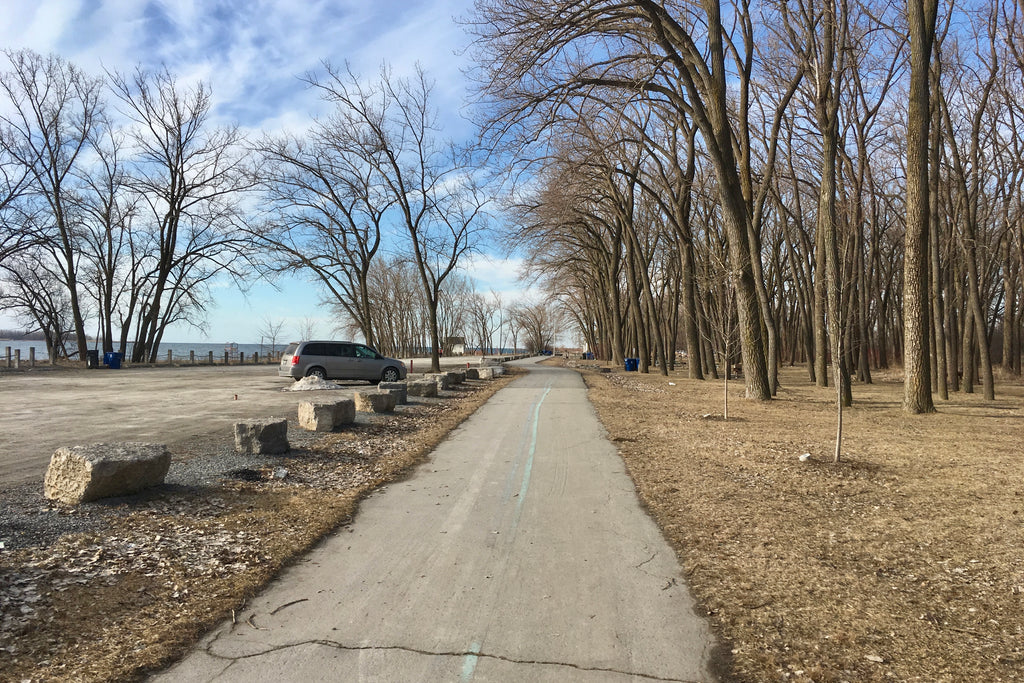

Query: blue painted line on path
(514, 383), (552, 526)
(462, 382), (552, 681)
(460, 641), (481, 682)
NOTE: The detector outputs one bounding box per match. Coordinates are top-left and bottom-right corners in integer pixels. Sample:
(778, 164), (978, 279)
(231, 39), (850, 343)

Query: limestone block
(297, 401), (330, 431)
(298, 400), (330, 431)
(332, 398), (356, 425)
(378, 381), (408, 405)
(354, 390), (397, 413)
(298, 399), (356, 431)
(490, 366), (505, 376)
(427, 373), (451, 390)
(476, 366), (495, 380)
(407, 379), (438, 398)
(234, 418), (289, 455)
(465, 368), (480, 380)
(44, 442), (171, 505)
(447, 370), (466, 385)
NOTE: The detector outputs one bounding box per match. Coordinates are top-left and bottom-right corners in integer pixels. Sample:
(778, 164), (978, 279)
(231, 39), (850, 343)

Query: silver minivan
(278, 341), (407, 383)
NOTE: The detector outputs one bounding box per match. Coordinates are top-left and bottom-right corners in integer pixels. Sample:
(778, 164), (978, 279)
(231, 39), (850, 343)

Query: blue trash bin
(107, 353), (122, 369)
(625, 357), (639, 372)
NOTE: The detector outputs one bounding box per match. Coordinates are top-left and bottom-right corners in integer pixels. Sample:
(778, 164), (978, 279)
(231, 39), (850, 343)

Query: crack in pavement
(636, 551), (658, 569)
(202, 638), (705, 682)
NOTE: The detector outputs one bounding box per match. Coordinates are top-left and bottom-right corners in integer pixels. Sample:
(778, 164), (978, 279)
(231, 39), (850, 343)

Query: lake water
(0, 340), (285, 362)
(1, 340), (522, 363)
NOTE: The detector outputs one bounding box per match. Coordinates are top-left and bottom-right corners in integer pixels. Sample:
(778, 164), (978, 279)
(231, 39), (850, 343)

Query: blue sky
(0, 0), (526, 343)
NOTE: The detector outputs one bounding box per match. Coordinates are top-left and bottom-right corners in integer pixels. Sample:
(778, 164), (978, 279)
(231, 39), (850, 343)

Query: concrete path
(152, 360), (719, 682)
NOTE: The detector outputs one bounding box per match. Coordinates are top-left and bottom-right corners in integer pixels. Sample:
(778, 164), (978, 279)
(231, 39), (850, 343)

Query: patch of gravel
(0, 417), (325, 550)
(0, 485), (98, 550)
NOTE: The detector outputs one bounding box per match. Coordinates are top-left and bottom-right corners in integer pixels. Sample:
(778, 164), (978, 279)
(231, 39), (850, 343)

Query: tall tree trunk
(964, 244), (995, 399)
(814, 228), (829, 387)
(929, 87), (949, 400)
(902, 0), (938, 413)
(961, 306), (976, 393)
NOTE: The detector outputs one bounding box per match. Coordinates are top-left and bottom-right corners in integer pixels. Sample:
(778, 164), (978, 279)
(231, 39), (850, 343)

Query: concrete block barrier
(378, 382), (408, 405)
(298, 398), (356, 431)
(234, 418), (289, 455)
(44, 442), (171, 504)
(354, 390), (397, 413)
(427, 373), (451, 391)
(407, 379), (439, 398)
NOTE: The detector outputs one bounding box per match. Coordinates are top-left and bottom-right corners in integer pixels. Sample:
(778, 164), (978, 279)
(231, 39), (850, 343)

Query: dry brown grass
(578, 361), (1024, 683)
(1, 371), (517, 682)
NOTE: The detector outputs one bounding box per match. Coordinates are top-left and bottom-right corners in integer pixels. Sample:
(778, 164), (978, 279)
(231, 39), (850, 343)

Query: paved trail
(153, 360), (719, 682)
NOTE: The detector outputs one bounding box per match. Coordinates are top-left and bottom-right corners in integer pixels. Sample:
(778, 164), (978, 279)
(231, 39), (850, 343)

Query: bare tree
(257, 316), (286, 355)
(513, 300), (565, 354)
(470, 0), (776, 399)
(1, 125), (33, 265)
(253, 105), (391, 347)
(356, 256), (428, 357)
(0, 252), (74, 359)
(76, 120), (140, 355)
(902, 0), (940, 413)
(466, 288), (499, 354)
(698, 238), (739, 419)
(0, 49), (104, 360)
(306, 63), (487, 372)
(936, 9), (1002, 402)
(109, 66), (257, 363)
(490, 288), (505, 354)
(297, 316), (318, 343)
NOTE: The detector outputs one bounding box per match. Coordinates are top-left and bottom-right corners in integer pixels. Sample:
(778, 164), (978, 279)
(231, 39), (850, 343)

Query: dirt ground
(574, 359), (1024, 682)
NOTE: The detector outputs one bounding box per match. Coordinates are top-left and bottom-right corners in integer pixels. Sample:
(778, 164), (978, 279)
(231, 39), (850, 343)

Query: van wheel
(306, 367), (327, 380)
(381, 367), (400, 383)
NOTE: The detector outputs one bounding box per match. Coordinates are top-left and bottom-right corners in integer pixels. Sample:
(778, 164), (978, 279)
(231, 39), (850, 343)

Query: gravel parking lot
(0, 364), (349, 487)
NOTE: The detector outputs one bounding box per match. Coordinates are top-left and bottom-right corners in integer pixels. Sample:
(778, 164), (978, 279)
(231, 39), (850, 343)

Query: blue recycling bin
(624, 357), (639, 372)
(104, 351), (122, 369)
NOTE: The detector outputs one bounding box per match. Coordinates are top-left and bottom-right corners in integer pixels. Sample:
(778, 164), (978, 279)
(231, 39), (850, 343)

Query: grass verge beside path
(1, 370), (518, 682)
(574, 359), (1023, 683)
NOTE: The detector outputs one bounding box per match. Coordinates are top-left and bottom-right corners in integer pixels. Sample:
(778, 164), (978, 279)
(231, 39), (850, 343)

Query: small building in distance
(445, 336), (466, 355)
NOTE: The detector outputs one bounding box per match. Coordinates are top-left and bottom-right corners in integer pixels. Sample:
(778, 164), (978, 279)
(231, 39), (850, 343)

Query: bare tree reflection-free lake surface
(0, 341), (281, 362)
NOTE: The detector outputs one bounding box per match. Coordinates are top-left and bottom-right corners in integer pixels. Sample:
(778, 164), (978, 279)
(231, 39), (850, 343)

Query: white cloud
(461, 253), (524, 291)
(1, 0), (488, 343)
(0, 1), (83, 54)
(2, 0), (478, 134)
